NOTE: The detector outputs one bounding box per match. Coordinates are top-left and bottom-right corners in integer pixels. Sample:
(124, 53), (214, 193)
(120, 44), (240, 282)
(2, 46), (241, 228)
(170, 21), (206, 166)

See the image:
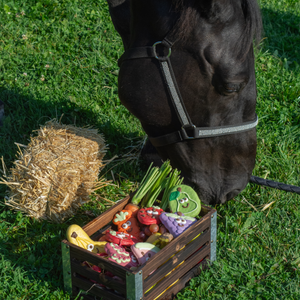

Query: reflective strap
(149, 115), (258, 147)
(196, 115), (258, 138)
(160, 60), (191, 126)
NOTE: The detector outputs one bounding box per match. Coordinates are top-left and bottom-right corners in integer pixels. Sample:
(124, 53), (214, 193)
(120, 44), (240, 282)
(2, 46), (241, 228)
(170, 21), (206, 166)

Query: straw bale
(1, 119), (108, 222)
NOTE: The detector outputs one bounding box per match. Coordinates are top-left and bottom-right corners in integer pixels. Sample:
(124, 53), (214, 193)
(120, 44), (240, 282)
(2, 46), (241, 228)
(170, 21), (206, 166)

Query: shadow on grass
(0, 87), (142, 296)
(260, 7), (300, 70)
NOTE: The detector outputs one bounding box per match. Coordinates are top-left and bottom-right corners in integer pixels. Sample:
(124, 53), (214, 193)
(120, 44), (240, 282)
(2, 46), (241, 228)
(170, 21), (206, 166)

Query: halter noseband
(118, 32), (258, 147)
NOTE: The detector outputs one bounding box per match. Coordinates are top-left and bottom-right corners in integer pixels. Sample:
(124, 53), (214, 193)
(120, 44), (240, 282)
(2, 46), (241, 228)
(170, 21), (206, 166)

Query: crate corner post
(126, 270), (143, 300)
(210, 210), (217, 263)
(61, 240), (73, 295)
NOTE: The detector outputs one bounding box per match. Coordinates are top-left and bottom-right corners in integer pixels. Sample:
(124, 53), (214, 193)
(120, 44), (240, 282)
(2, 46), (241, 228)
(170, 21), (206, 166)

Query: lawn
(0, 0), (299, 299)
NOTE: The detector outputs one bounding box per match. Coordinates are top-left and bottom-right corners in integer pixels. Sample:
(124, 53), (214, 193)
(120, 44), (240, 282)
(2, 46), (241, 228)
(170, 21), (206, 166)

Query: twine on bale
(0, 119), (109, 223)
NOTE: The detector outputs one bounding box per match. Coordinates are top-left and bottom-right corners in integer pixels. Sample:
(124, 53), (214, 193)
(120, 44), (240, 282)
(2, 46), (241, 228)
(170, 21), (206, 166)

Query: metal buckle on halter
(153, 41), (172, 61)
(180, 124), (197, 140)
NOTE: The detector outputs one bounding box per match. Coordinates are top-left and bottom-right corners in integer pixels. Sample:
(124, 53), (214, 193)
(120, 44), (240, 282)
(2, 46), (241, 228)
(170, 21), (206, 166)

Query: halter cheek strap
(119, 36), (258, 147)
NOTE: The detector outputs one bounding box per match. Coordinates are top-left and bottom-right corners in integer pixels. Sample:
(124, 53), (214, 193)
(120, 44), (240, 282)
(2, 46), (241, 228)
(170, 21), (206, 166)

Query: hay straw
(1, 119), (109, 223)
(261, 201), (275, 211)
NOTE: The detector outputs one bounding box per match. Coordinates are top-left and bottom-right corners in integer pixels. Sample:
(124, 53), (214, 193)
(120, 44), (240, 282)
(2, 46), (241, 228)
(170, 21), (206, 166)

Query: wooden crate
(61, 195), (217, 300)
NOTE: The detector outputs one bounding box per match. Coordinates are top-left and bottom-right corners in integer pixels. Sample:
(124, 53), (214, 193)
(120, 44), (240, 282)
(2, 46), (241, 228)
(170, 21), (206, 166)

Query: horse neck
(129, 0), (181, 46)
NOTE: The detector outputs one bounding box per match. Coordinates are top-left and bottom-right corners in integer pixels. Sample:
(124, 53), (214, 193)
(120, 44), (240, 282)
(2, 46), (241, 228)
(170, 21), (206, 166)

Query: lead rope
(249, 176), (300, 195)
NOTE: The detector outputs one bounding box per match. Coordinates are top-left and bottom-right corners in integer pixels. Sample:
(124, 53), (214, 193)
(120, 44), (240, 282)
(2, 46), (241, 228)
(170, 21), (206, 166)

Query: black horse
(107, 0), (262, 205)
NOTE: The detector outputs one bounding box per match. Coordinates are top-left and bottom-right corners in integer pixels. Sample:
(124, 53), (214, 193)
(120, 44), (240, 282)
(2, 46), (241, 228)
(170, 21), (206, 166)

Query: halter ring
(153, 41), (172, 61)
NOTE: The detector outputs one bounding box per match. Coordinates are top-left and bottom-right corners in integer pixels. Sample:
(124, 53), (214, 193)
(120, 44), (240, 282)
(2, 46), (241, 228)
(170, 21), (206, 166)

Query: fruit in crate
(168, 185), (201, 217)
(131, 242), (161, 265)
(146, 232), (161, 244)
(105, 242), (134, 267)
(66, 224), (107, 254)
(152, 232), (174, 248)
(159, 212), (197, 238)
(137, 207), (164, 225)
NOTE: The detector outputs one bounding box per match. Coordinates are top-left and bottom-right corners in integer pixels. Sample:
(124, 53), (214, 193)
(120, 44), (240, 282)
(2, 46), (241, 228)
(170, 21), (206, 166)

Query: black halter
(118, 31), (258, 147)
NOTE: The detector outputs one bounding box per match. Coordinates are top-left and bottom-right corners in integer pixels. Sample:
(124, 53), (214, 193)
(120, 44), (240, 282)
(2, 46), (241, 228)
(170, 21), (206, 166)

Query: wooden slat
(143, 245), (210, 300)
(71, 260), (126, 294)
(72, 275), (125, 300)
(139, 209), (213, 278)
(69, 242), (128, 279)
(143, 228), (210, 291)
(156, 259), (209, 300)
(83, 195), (131, 236)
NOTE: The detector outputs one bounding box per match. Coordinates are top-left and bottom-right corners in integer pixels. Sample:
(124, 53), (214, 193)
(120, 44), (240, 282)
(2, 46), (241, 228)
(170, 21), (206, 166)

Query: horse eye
(222, 82), (246, 95)
(87, 244), (94, 251)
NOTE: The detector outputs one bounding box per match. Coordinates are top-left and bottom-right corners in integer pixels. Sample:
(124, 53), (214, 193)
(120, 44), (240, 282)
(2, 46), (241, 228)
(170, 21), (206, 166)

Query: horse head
(107, 0), (262, 205)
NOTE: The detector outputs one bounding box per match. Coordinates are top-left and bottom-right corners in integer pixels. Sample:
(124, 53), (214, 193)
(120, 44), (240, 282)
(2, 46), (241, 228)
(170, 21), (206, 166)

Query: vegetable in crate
(131, 161), (172, 207)
(160, 169), (184, 210)
(112, 210), (132, 225)
(66, 224), (107, 253)
(168, 185), (201, 217)
(117, 216), (142, 240)
(105, 230), (139, 246)
(124, 203), (140, 217)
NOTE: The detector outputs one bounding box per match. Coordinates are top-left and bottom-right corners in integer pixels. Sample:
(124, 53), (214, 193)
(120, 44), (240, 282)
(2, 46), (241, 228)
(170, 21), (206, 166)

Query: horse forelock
(172, 0), (262, 59)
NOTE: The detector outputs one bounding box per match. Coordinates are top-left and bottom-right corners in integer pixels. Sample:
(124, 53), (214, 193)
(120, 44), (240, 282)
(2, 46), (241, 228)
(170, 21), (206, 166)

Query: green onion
(131, 160), (184, 209)
(131, 162), (160, 205)
(141, 161), (172, 208)
(160, 169), (184, 210)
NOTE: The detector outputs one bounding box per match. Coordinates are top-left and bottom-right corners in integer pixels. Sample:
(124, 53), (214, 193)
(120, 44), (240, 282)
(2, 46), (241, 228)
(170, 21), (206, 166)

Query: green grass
(0, 0), (299, 299)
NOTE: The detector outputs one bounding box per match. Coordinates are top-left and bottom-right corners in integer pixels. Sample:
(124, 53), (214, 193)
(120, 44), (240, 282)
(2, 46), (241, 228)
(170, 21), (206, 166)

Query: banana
(66, 224), (107, 254)
(146, 232), (161, 244)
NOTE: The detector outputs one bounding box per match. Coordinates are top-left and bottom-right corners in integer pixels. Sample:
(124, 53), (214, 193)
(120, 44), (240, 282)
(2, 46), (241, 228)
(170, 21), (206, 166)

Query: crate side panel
(69, 243), (128, 279)
(71, 260), (126, 294)
(72, 275), (126, 300)
(83, 196), (131, 236)
(143, 228), (210, 291)
(141, 210), (212, 277)
(143, 245), (210, 300)
(156, 258), (210, 300)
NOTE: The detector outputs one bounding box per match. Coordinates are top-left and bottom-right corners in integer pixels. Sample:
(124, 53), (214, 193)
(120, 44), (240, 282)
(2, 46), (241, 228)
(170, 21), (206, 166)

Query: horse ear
(107, 0), (131, 49)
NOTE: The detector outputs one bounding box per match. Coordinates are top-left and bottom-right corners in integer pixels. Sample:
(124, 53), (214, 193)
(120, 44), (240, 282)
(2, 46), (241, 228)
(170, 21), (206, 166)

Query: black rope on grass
(250, 175), (300, 195)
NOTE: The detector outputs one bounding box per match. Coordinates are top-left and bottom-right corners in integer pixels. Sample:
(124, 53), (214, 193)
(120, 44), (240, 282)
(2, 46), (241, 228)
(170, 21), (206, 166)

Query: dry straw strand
(1, 119), (108, 222)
